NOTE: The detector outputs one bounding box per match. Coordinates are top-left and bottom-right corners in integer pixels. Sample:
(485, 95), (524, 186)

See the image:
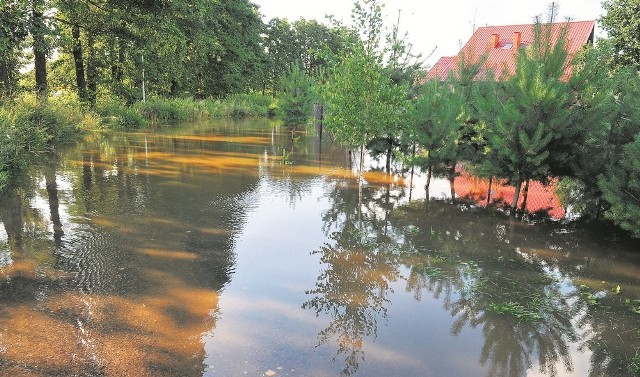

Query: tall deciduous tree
(0, 1), (28, 99)
(31, 0), (50, 100)
(600, 0), (640, 69)
(322, 0), (408, 197)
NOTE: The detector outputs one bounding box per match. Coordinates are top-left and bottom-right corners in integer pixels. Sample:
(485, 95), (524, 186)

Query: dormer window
(503, 43), (513, 49)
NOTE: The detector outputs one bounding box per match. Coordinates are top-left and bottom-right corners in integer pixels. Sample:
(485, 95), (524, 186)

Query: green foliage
(262, 17), (355, 95)
(0, 95), (85, 190)
(599, 133), (640, 237)
(0, 0), (28, 98)
(221, 93), (272, 118)
(322, 43), (407, 149)
(279, 65), (314, 128)
(133, 98), (209, 124)
(601, 0), (640, 68)
(97, 103), (148, 130)
(408, 79), (463, 177)
(474, 20), (577, 208)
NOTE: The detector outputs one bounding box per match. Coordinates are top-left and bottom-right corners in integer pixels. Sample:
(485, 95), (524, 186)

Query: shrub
(97, 103), (147, 130)
(0, 94), (86, 191)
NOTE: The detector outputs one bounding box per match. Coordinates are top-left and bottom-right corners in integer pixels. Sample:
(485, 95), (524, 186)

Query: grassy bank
(0, 92), (276, 191)
(97, 93), (276, 129)
(0, 94), (97, 190)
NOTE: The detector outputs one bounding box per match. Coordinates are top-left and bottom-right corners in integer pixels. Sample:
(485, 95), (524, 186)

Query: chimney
(512, 32), (522, 50)
(489, 33), (499, 48)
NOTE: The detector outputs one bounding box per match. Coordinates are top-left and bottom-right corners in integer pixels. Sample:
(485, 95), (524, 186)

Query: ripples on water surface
(0, 119), (638, 377)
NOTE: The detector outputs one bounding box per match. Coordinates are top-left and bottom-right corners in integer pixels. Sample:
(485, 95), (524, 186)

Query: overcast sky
(251, 0), (605, 66)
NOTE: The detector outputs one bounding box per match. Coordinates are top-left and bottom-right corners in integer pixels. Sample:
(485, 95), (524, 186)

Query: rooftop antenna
(472, 8), (477, 33)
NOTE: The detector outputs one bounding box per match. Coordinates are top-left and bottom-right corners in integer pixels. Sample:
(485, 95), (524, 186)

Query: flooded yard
(0, 119), (638, 377)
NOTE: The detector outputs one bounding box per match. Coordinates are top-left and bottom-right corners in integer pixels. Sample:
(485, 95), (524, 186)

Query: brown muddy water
(0, 118), (638, 377)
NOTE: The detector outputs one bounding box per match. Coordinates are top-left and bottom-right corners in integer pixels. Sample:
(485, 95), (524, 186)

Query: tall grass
(134, 97), (209, 124)
(202, 93), (275, 119)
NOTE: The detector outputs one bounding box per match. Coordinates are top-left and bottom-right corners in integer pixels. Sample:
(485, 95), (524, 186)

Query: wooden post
(313, 102), (324, 140)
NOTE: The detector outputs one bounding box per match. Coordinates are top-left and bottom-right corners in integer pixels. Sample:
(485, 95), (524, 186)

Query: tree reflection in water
(303, 179), (406, 376)
(306, 175), (639, 377)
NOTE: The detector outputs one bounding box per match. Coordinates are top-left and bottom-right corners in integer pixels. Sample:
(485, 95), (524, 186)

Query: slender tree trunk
(358, 144), (365, 201)
(409, 144), (416, 201)
(32, 0), (48, 100)
(486, 176), (493, 206)
(86, 33), (97, 106)
(448, 165), (456, 201)
(511, 178), (523, 211)
(595, 197), (603, 220)
(520, 179), (530, 212)
(313, 103), (324, 140)
(72, 25), (88, 102)
(0, 60), (11, 98)
(385, 139), (393, 174)
(425, 165), (432, 202)
(116, 38), (125, 82)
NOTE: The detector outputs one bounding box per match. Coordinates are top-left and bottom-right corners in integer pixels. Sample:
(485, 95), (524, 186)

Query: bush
(97, 103), (147, 129)
(0, 94), (86, 191)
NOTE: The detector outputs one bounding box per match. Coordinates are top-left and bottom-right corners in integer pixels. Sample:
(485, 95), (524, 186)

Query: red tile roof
(425, 20), (595, 81)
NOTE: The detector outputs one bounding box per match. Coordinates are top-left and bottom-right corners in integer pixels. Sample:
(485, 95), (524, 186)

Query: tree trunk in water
(313, 103), (324, 140)
(486, 176), (493, 206)
(409, 144), (416, 200)
(358, 144), (365, 222)
(291, 127), (295, 142)
(511, 178), (523, 211)
(358, 144), (365, 199)
(72, 25), (88, 102)
(32, 0), (48, 100)
(385, 142), (392, 174)
(520, 179), (530, 212)
(425, 165), (432, 202)
(448, 165), (456, 201)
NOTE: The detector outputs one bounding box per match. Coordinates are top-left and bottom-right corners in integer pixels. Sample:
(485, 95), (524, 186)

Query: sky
(251, 0), (605, 66)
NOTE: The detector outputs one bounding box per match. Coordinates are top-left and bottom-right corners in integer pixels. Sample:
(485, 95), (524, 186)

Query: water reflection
(0, 121), (268, 375)
(303, 178), (408, 376)
(0, 119), (638, 377)
(306, 174), (640, 376)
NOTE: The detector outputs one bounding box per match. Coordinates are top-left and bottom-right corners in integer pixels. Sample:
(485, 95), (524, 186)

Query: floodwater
(0, 118), (638, 377)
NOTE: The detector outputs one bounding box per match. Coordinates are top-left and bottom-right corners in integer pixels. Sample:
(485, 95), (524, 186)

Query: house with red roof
(426, 20), (595, 81)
